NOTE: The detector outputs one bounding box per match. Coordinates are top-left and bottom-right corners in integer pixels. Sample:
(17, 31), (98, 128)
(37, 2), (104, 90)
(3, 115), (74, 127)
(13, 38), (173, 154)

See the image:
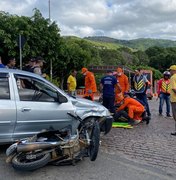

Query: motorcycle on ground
(6, 112), (100, 171)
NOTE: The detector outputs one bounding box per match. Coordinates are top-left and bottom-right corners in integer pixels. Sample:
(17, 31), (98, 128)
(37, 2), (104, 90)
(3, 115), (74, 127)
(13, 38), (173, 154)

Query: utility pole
(49, 0), (53, 81)
(18, 34), (26, 70)
(19, 34), (22, 70)
(49, 0), (51, 21)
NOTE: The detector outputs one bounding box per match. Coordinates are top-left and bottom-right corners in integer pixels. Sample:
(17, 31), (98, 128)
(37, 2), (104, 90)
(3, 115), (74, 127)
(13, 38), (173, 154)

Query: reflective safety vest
(161, 80), (170, 94)
(134, 75), (145, 93)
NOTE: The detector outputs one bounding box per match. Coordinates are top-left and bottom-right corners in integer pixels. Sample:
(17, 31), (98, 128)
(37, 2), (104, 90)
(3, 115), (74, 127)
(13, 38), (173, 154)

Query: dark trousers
(136, 93), (151, 116)
(171, 102), (176, 132)
(114, 110), (129, 122)
(103, 96), (115, 113)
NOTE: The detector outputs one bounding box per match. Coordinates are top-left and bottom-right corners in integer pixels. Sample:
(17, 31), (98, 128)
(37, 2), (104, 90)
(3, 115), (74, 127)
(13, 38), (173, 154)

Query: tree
(146, 46), (176, 72)
(145, 46), (166, 59)
(130, 65), (162, 80)
(0, 9), (62, 67)
(99, 49), (120, 65)
(56, 38), (97, 89)
(133, 50), (149, 66)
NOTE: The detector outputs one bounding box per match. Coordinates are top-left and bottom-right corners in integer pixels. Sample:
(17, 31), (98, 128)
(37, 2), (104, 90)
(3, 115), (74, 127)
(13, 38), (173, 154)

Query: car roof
(0, 68), (43, 79)
(0, 68), (70, 98)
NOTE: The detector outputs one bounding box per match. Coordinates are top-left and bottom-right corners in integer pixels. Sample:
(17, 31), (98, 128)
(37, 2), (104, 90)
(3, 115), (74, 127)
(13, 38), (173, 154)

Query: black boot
(143, 116), (150, 125)
(171, 132), (176, 136)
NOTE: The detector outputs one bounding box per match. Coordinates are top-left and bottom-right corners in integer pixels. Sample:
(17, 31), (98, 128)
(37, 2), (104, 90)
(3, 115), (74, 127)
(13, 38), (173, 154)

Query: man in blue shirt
(100, 70), (120, 113)
(0, 56), (5, 68)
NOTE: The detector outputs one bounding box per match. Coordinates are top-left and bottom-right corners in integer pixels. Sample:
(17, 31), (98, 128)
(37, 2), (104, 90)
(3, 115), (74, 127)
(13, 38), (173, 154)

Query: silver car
(0, 69), (113, 144)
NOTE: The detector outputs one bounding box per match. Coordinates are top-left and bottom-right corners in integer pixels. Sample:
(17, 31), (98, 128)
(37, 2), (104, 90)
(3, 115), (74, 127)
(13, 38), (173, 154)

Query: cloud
(0, 0), (176, 40)
(0, 0), (38, 15)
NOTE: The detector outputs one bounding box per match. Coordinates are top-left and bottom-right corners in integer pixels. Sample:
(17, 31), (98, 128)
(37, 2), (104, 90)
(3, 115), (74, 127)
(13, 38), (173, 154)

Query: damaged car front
(70, 96), (113, 135)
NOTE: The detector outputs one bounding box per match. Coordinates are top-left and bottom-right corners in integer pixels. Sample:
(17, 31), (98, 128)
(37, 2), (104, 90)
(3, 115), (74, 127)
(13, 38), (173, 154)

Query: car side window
(14, 75), (58, 102)
(0, 73), (10, 99)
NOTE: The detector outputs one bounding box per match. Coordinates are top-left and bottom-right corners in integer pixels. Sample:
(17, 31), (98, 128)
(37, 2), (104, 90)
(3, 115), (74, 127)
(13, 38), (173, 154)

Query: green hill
(84, 36), (176, 51)
(63, 36), (122, 50)
(63, 35), (176, 51)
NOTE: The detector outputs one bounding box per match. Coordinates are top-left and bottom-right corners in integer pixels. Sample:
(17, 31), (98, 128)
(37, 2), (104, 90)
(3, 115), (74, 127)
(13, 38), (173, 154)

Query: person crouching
(114, 93), (145, 125)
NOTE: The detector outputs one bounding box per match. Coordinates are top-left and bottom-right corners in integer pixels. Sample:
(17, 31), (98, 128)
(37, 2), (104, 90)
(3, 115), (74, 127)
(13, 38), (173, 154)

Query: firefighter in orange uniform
(81, 67), (97, 101)
(115, 93), (145, 124)
(115, 67), (129, 101)
(115, 67), (129, 94)
(157, 71), (171, 117)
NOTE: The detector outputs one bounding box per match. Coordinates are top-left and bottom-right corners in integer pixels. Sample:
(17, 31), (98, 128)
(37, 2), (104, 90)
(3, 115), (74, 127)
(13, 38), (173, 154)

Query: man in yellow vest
(157, 71), (171, 117)
(67, 70), (77, 96)
(133, 68), (151, 119)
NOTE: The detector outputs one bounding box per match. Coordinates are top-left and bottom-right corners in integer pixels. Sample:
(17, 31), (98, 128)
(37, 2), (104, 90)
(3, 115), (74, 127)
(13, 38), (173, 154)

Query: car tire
(88, 121), (100, 161)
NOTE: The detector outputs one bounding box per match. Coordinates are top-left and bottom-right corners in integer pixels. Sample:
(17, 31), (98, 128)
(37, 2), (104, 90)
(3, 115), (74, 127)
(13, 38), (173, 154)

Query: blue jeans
(159, 92), (170, 115)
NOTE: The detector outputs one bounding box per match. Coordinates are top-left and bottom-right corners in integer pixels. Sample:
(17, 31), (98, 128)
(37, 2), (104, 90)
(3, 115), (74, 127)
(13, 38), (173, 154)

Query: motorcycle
(6, 112), (100, 171)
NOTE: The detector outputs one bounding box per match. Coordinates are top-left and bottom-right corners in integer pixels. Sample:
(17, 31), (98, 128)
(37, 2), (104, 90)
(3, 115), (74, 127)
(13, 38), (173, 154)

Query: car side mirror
(57, 94), (68, 103)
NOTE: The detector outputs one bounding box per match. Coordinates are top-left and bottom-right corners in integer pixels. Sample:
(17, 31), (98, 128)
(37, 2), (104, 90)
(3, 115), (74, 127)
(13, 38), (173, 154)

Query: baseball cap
(81, 67), (88, 74)
(30, 58), (36, 62)
(169, 65), (176, 71)
(36, 56), (46, 63)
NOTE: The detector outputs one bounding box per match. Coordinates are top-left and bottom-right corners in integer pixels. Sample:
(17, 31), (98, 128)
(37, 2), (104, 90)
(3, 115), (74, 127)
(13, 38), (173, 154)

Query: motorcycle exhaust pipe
(17, 141), (67, 152)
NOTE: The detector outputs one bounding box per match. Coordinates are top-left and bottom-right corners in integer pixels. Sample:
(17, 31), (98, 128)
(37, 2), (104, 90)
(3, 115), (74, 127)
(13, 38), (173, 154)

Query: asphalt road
(0, 147), (175, 180)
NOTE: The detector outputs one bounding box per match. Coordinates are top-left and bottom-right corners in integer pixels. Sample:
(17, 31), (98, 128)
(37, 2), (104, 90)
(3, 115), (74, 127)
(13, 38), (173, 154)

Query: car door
(0, 72), (16, 143)
(13, 74), (75, 140)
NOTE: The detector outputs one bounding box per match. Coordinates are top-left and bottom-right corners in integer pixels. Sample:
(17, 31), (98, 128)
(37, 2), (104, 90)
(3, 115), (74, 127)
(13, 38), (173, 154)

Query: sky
(0, 0), (176, 40)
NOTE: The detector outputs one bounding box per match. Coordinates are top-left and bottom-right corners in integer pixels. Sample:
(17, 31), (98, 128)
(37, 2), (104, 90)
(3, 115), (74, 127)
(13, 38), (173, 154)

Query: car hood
(70, 97), (111, 119)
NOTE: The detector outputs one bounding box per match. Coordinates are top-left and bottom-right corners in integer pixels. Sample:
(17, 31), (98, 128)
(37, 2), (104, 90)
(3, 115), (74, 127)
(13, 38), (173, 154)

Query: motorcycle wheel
(88, 121), (100, 161)
(12, 152), (51, 171)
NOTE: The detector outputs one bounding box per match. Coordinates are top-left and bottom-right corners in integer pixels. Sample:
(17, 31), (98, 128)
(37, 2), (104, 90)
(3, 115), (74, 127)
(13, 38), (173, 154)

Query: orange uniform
(117, 96), (145, 121)
(116, 68), (129, 94)
(82, 68), (97, 101)
(115, 68), (129, 102)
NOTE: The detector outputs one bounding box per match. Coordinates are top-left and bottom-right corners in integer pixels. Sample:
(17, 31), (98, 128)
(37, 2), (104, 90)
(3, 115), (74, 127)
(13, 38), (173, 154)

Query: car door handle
(21, 108), (31, 112)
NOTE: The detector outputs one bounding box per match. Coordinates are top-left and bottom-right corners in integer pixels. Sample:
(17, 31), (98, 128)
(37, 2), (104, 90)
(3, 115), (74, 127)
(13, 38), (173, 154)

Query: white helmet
(163, 71), (170, 76)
